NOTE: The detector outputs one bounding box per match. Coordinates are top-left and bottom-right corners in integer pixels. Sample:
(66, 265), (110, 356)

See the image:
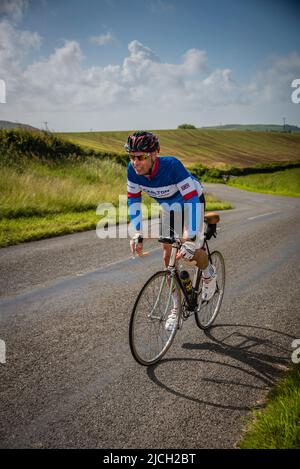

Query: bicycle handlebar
(158, 236), (182, 246)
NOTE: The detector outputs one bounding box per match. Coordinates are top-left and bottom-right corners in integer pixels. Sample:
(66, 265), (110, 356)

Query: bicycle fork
(147, 274), (175, 321)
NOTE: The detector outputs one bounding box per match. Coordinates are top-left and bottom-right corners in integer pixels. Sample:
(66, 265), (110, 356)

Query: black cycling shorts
(159, 193), (205, 239)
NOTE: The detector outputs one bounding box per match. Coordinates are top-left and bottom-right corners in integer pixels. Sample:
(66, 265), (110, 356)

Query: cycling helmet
(124, 131), (160, 153)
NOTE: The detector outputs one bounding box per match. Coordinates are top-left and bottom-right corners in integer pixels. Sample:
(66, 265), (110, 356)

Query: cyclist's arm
(127, 170), (143, 237)
(173, 160), (204, 239)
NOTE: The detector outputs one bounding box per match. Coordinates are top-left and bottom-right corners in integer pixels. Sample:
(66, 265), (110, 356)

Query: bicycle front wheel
(195, 250), (225, 329)
(129, 270), (181, 366)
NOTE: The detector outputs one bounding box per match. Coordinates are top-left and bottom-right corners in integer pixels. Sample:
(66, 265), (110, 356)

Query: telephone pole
(42, 121), (49, 131)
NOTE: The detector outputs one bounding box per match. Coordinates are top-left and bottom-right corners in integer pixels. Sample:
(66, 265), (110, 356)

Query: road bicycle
(129, 212), (225, 365)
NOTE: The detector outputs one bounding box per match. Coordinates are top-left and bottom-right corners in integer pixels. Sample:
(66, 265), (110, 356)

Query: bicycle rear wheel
(195, 250), (225, 329)
(129, 270), (181, 365)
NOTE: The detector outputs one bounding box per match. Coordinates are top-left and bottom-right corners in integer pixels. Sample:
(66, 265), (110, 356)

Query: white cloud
(182, 49), (208, 75)
(1, 16), (300, 130)
(252, 51), (300, 104)
(127, 40), (161, 63)
(148, 0), (175, 13)
(0, 0), (28, 23)
(0, 19), (42, 100)
(90, 32), (117, 46)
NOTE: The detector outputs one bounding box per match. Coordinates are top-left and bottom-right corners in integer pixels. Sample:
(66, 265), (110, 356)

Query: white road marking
(248, 211), (279, 220)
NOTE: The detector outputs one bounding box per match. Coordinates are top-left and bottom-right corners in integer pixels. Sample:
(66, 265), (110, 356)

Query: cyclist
(125, 131), (216, 331)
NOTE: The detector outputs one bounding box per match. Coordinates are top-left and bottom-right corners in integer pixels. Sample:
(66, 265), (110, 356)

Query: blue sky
(21, 0), (300, 77)
(0, 0), (299, 131)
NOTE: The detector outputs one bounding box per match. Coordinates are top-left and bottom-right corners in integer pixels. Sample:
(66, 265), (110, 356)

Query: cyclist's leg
(194, 207), (217, 300)
(160, 212), (180, 329)
(183, 199), (208, 270)
(162, 243), (172, 268)
(192, 248), (209, 269)
(159, 207), (178, 268)
(183, 197), (216, 300)
(160, 242), (180, 331)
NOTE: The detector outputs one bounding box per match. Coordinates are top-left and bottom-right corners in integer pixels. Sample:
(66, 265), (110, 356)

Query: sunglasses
(129, 153), (151, 161)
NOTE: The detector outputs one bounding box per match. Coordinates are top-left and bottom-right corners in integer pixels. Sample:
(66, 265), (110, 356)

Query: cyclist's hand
(130, 239), (143, 256)
(130, 234), (144, 257)
(177, 240), (196, 260)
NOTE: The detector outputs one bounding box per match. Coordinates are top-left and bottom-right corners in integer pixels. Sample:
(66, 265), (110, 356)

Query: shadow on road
(146, 323), (295, 411)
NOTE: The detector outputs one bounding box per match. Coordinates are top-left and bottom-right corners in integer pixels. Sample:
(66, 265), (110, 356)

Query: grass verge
(228, 168), (300, 197)
(0, 194), (230, 247)
(238, 364), (300, 449)
(0, 156), (231, 247)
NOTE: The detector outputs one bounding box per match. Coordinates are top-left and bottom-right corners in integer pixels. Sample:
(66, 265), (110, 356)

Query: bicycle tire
(195, 251), (225, 329)
(129, 270), (181, 365)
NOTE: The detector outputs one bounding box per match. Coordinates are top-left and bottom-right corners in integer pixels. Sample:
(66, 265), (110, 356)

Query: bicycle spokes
(129, 271), (181, 365)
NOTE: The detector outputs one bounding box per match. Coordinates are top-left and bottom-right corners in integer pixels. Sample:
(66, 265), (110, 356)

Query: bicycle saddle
(204, 212), (220, 224)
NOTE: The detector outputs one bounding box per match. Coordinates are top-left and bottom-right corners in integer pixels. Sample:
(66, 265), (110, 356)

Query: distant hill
(201, 124), (300, 132)
(0, 120), (40, 131)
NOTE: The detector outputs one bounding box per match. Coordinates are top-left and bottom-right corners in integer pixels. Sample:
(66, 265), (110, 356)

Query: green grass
(239, 364), (300, 449)
(0, 156), (231, 247)
(228, 168), (300, 197)
(0, 210), (99, 246)
(0, 193), (230, 248)
(59, 128), (300, 168)
(0, 158), (126, 218)
(3, 127), (300, 246)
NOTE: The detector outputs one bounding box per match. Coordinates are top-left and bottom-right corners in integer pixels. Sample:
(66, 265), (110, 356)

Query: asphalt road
(0, 184), (299, 448)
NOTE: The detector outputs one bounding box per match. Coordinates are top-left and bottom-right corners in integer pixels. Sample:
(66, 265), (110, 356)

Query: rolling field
(59, 129), (300, 168)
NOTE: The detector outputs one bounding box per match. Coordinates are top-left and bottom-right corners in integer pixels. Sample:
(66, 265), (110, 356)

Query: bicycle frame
(147, 274), (175, 321)
(129, 231), (224, 365)
(159, 236), (212, 312)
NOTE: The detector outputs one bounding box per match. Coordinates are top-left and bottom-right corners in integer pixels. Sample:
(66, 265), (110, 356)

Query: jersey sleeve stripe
(183, 190), (199, 200)
(128, 191), (142, 198)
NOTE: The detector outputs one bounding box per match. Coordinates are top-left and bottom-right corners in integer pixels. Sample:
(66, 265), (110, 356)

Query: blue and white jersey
(127, 156), (204, 237)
